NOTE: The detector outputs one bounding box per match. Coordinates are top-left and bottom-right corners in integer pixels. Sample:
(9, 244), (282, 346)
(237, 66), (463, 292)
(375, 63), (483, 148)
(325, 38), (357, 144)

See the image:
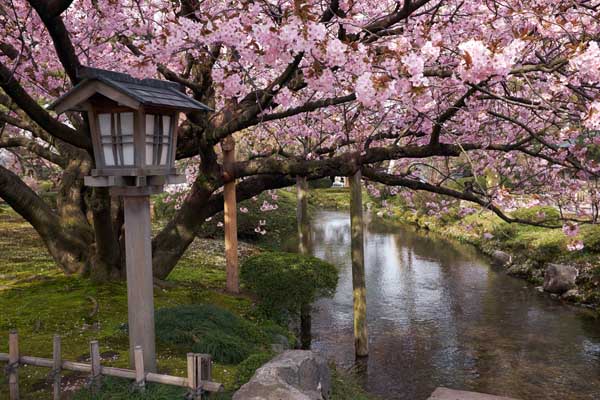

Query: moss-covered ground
(0, 187), (375, 399)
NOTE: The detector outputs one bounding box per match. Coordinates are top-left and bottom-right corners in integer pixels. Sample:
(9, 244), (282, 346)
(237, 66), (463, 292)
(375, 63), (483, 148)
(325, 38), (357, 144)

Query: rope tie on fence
(4, 361), (18, 376)
(185, 385), (205, 399)
(83, 373), (102, 390)
(129, 379), (145, 393)
(46, 367), (61, 383)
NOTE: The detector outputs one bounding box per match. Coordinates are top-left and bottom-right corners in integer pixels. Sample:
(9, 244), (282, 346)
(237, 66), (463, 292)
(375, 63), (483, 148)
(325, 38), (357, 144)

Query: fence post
(187, 353), (212, 399)
(89, 340), (101, 392)
(187, 353), (199, 399)
(134, 345), (145, 391)
(8, 330), (19, 400)
(198, 354), (212, 388)
(52, 335), (61, 400)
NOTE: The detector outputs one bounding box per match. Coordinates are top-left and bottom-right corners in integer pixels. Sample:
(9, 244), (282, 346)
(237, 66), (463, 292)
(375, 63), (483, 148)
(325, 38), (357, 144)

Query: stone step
(428, 388), (520, 400)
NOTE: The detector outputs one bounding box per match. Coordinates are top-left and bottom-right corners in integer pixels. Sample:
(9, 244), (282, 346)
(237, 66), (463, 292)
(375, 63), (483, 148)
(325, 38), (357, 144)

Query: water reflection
(307, 211), (600, 400)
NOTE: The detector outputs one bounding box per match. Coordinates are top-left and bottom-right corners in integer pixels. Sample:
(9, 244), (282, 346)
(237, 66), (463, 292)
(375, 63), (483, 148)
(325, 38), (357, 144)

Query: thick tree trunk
(0, 165), (92, 274)
(152, 177), (220, 279)
(89, 187), (123, 281)
(152, 174), (295, 279)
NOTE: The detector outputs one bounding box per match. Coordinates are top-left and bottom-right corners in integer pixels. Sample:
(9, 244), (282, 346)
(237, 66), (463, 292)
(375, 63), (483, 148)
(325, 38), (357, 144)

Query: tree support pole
(296, 175), (311, 349)
(296, 176), (310, 255)
(222, 137), (239, 294)
(123, 195), (157, 372)
(350, 170), (369, 357)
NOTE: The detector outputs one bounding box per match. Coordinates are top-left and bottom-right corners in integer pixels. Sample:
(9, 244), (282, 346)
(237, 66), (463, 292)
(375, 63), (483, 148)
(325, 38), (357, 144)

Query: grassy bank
(0, 187), (375, 399)
(381, 204), (600, 311)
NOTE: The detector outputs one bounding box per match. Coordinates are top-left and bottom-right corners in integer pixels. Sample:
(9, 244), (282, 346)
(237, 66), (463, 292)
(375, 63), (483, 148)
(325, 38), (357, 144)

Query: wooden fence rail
(1, 330), (223, 399)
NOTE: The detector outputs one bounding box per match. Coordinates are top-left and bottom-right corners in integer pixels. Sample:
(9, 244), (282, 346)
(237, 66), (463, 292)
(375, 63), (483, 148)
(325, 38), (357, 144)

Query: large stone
(233, 350), (331, 400)
(543, 263), (578, 294)
(490, 250), (512, 266)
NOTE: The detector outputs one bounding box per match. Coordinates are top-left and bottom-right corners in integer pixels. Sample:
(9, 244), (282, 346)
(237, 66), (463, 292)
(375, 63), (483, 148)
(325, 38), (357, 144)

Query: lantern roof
(49, 67), (213, 114)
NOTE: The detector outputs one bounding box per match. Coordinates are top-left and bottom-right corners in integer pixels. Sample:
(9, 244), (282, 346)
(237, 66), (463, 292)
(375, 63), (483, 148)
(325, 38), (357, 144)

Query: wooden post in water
(296, 176), (310, 254)
(8, 330), (19, 400)
(296, 175), (312, 349)
(222, 136), (239, 294)
(350, 170), (369, 357)
(123, 195), (157, 372)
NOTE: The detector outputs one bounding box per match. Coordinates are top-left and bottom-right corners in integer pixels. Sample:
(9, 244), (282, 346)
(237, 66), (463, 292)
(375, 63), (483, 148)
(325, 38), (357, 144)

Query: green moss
(0, 206), (292, 398)
(234, 352), (274, 389)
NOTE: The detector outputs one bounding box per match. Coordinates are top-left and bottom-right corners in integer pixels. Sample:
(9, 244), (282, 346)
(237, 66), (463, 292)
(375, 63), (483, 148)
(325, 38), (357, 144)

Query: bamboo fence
(0, 330), (223, 399)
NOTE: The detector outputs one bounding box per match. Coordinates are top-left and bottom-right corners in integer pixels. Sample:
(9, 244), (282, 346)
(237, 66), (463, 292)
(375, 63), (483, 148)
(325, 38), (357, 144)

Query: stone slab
(428, 388), (519, 400)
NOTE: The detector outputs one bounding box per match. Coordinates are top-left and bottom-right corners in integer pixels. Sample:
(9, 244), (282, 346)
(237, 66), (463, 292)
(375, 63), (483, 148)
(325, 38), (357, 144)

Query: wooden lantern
(50, 67), (211, 191)
(49, 67), (213, 372)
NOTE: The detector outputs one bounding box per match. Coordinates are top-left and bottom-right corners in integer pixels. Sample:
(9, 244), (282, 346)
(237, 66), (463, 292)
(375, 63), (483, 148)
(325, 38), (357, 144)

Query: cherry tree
(1, 0), (599, 280)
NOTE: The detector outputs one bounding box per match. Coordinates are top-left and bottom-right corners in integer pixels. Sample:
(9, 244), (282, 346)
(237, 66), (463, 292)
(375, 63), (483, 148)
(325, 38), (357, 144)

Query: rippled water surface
(303, 210), (600, 400)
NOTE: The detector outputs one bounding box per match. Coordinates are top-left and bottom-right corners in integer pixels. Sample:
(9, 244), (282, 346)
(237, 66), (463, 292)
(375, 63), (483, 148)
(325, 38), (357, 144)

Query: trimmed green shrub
(155, 304), (269, 364)
(234, 352), (274, 389)
(241, 252), (338, 321)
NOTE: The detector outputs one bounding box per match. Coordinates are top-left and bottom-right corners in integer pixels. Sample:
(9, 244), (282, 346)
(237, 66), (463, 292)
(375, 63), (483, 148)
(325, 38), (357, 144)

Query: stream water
(301, 210), (600, 400)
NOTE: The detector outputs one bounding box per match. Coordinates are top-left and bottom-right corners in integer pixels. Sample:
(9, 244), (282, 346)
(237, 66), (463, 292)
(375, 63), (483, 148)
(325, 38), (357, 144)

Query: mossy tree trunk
(0, 148), (124, 281)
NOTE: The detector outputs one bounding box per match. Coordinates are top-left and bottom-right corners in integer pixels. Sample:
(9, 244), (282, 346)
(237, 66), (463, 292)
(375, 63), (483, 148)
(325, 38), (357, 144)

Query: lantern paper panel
(98, 112), (135, 167)
(145, 114), (172, 167)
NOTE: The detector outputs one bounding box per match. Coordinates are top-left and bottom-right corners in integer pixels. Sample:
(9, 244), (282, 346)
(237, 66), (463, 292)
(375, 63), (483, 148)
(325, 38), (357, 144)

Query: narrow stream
(304, 210), (600, 400)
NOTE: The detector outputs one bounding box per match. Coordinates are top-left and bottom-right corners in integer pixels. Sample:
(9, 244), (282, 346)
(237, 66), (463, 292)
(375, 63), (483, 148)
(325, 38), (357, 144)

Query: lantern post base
(123, 194), (157, 373)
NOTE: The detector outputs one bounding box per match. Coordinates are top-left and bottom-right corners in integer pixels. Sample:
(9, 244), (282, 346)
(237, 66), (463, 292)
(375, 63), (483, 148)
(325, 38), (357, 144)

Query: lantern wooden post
(222, 136), (239, 294)
(350, 170), (368, 357)
(123, 194), (157, 372)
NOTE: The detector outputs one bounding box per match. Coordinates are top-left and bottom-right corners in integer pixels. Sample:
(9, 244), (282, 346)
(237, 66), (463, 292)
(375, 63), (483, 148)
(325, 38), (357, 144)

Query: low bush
(155, 304), (270, 364)
(241, 251), (338, 322)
